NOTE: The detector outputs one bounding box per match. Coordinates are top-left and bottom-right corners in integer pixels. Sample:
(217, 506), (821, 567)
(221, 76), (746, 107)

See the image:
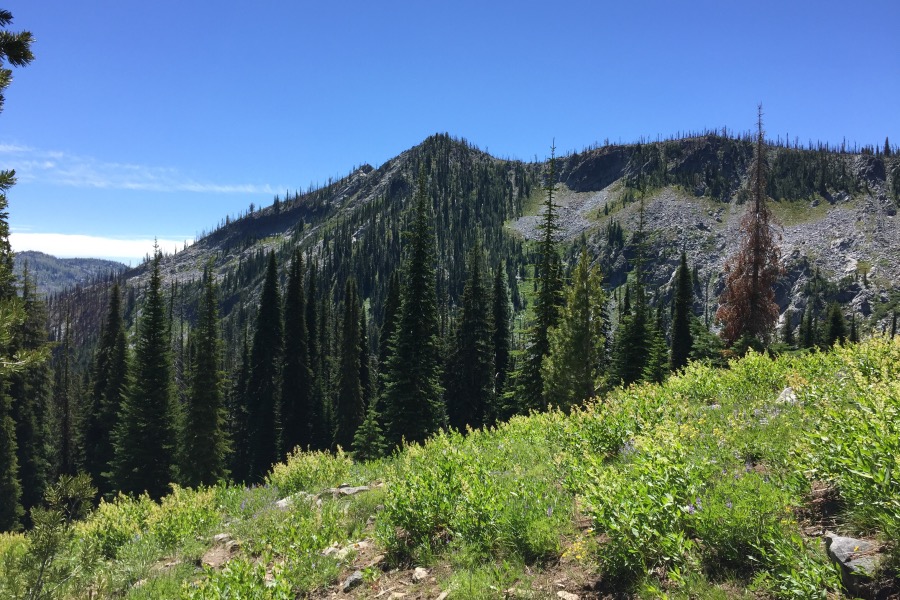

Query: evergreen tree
(246, 252), (283, 481)
(281, 249), (314, 454)
(643, 308), (670, 384)
(447, 240), (494, 430)
(781, 309), (795, 347)
(611, 199), (651, 386)
(304, 260), (329, 451)
(228, 333), (251, 483)
(849, 313), (859, 343)
(83, 283), (127, 495)
(180, 263), (229, 487)
(542, 248), (606, 411)
(824, 303), (847, 347)
(53, 309), (77, 477)
(0, 13), (35, 528)
(381, 170), (445, 447)
(352, 401), (385, 461)
(491, 263), (512, 403)
(669, 252), (694, 370)
(334, 278), (364, 450)
(716, 106), (782, 347)
(111, 250), (178, 499)
(516, 146), (563, 412)
(800, 306), (817, 349)
(358, 308), (373, 412)
(378, 271), (401, 378)
(9, 267), (52, 518)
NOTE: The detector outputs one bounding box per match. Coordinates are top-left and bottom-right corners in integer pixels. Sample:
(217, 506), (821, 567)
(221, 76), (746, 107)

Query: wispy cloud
(0, 143), (278, 195)
(10, 232), (192, 265)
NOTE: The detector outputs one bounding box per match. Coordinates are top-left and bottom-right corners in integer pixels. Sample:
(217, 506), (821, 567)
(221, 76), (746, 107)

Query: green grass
(769, 197), (830, 226)
(3, 338), (900, 598)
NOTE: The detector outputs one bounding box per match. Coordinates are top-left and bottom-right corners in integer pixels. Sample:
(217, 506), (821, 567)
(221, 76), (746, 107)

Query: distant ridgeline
(13, 250), (127, 296)
(5, 131), (896, 519)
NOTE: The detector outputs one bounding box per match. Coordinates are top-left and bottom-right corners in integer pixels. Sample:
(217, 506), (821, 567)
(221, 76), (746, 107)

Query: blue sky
(2, 0), (898, 264)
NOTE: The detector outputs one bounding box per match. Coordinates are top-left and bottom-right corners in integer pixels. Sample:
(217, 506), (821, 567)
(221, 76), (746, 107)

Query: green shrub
(266, 448), (353, 495)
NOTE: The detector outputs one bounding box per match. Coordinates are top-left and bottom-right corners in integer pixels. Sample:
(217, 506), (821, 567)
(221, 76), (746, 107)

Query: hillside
(13, 251), (126, 296)
(51, 134), (900, 359)
(1, 337), (897, 598)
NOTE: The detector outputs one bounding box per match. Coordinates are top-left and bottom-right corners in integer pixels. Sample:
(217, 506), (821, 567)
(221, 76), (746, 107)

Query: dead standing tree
(716, 105), (783, 347)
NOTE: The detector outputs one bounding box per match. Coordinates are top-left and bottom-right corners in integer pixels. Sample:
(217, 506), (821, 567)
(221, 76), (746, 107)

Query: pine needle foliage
(180, 263), (229, 487)
(716, 106), (782, 347)
(83, 283), (127, 496)
(516, 144), (564, 413)
(246, 252), (283, 481)
(542, 247), (606, 411)
(669, 252), (694, 371)
(381, 169), (445, 448)
(281, 249), (314, 454)
(447, 238), (495, 430)
(111, 249), (178, 499)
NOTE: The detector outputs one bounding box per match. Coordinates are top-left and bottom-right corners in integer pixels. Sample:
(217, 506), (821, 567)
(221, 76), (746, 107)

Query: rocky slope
(50, 134), (900, 355)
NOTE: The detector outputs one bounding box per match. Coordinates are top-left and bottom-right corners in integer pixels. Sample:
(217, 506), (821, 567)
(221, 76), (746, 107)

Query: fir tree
(824, 303), (847, 347)
(352, 401), (385, 461)
(180, 263), (229, 487)
(358, 308), (373, 412)
(447, 240), (494, 430)
(716, 106), (782, 347)
(111, 249), (178, 499)
(491, 263), (512, 404)
(246, 252), (283, 481)
(378, 271), (401, 378)
(643, 308), (669, 384)
(0, 13), (35, 527)
(304, 260), (329, 451)
(381, 170), (445, 447)
(83, 283), (127, 495)
(542, 247), (606, 411)
(281, 249), (314, 454)
(54, 309), (77, 477)
(849, 313), (859, 343)
(228, 333), (251, 483)
(9, 267), (52, 518)
(669, 252), (694, 370)
(516, 146), (563, 412)
(334, 278), (364, 450)
(611, 199), (651, 386)
(781, 309), (795, 347)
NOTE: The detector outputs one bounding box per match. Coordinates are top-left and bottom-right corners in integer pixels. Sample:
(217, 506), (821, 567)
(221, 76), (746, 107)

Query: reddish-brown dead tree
(716, 106), (782, 346)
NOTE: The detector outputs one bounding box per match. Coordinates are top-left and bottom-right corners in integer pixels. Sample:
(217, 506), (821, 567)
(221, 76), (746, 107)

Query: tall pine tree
(447, 239), (494, 430)
(281, 249), (314, 454)
(180, 263), (229, 487)
(542, 247), (606, 411)
(381, 169), (445, 447)
(111, 249), (178, 499)
(516, 145), (563, 412)
(491, 263), (512, 401)
(83, 282), (127, 495)
(246, 251), (283, 481)
(669, 252), (694, 371)
(334, 278), (363, 450)
(0, 13), (35, 529)
(9, 267), (52, 518)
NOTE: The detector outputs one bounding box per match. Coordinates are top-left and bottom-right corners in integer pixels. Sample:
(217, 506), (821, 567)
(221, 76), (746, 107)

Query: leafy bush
(265, 448), (353, 495)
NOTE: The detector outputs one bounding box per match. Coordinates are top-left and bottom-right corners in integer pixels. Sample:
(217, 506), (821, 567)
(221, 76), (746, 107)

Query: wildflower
(725, 500), (733, 509)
